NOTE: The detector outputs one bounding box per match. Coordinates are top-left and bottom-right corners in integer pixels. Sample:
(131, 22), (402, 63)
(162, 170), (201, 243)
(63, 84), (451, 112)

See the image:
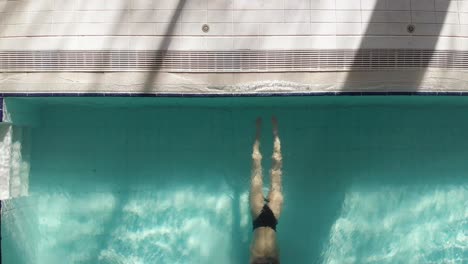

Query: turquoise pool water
(1, 96), (468, 263)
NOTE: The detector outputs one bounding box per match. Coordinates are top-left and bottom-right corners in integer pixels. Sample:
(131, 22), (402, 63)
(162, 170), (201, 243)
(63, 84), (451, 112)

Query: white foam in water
(214, 80), (314, 93)
(5, 181), (466, 263)
(97, 187), (236, 264)
(2, 192), (118, 263)
(239, 191), (250, 243)
(322, 185), (468, 264)
(0, 125), (12, 199)
(37, 192), (117, 263)
(4, 187), (239, 263)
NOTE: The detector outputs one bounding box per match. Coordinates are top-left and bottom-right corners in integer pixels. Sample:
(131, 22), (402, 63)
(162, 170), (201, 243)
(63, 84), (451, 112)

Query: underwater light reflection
(322, 185), (468, 264)
(3, 186), (247, 263)
(98, 187), (237, 263)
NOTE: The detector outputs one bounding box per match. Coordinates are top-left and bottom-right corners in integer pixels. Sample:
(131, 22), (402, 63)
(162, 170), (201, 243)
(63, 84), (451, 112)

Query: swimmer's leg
(250, 118), (264, 218)
(268, 116), (283, 219)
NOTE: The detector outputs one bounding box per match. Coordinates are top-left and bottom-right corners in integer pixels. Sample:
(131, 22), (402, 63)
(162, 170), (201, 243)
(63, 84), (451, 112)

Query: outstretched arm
(250, 118), (264, 218)
(268, 116), (283, 219)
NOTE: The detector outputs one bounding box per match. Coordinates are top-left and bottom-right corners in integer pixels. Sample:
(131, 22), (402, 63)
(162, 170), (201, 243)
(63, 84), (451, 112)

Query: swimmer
(250, 117), (283, 264)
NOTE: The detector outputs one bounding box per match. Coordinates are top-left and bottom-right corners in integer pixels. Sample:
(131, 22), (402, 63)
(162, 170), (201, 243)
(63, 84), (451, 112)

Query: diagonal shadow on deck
(341, 0), (452, 92)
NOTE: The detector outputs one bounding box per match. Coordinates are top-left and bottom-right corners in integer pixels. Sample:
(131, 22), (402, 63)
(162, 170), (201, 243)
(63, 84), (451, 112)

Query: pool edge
(0, 92), (468, 98)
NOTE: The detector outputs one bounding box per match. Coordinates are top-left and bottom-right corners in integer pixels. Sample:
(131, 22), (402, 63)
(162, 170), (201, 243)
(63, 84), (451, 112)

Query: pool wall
(0, 120), (31, 201)
(0, 97), (3, 122)
(0, 200), (3, 263)
(1, 97), (467, 263)
(0, 125), (13, 200)
(0, 201), (2, 264)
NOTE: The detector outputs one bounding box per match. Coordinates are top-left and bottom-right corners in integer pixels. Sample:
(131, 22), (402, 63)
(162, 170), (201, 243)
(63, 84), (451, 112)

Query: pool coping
(2, 91), (468, 97)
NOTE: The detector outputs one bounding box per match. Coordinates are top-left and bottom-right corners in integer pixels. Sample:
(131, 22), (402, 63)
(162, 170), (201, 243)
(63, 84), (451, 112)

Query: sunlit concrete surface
(0, 0), (465, 51)
(0, 0), (465, 94)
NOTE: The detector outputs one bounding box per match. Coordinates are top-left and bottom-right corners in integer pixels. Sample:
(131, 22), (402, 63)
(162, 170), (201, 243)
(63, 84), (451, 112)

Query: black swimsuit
(253, 204), (278, 231)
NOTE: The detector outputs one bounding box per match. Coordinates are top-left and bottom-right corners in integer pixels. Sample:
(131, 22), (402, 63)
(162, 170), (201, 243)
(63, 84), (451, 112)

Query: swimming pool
(1, 96), (467, 263)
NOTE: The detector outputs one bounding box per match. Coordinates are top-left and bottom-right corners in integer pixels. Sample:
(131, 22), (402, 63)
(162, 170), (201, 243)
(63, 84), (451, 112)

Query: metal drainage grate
(0, 49), (466, 72)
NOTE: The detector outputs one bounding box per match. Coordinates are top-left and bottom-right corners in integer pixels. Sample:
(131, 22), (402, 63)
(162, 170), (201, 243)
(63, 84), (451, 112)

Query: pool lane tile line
(1, 92), (468, 98)
(0, 97), (3, 123)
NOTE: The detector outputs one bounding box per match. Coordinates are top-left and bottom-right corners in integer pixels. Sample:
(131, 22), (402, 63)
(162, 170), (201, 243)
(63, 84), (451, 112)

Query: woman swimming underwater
(250, 117), (283, 264)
